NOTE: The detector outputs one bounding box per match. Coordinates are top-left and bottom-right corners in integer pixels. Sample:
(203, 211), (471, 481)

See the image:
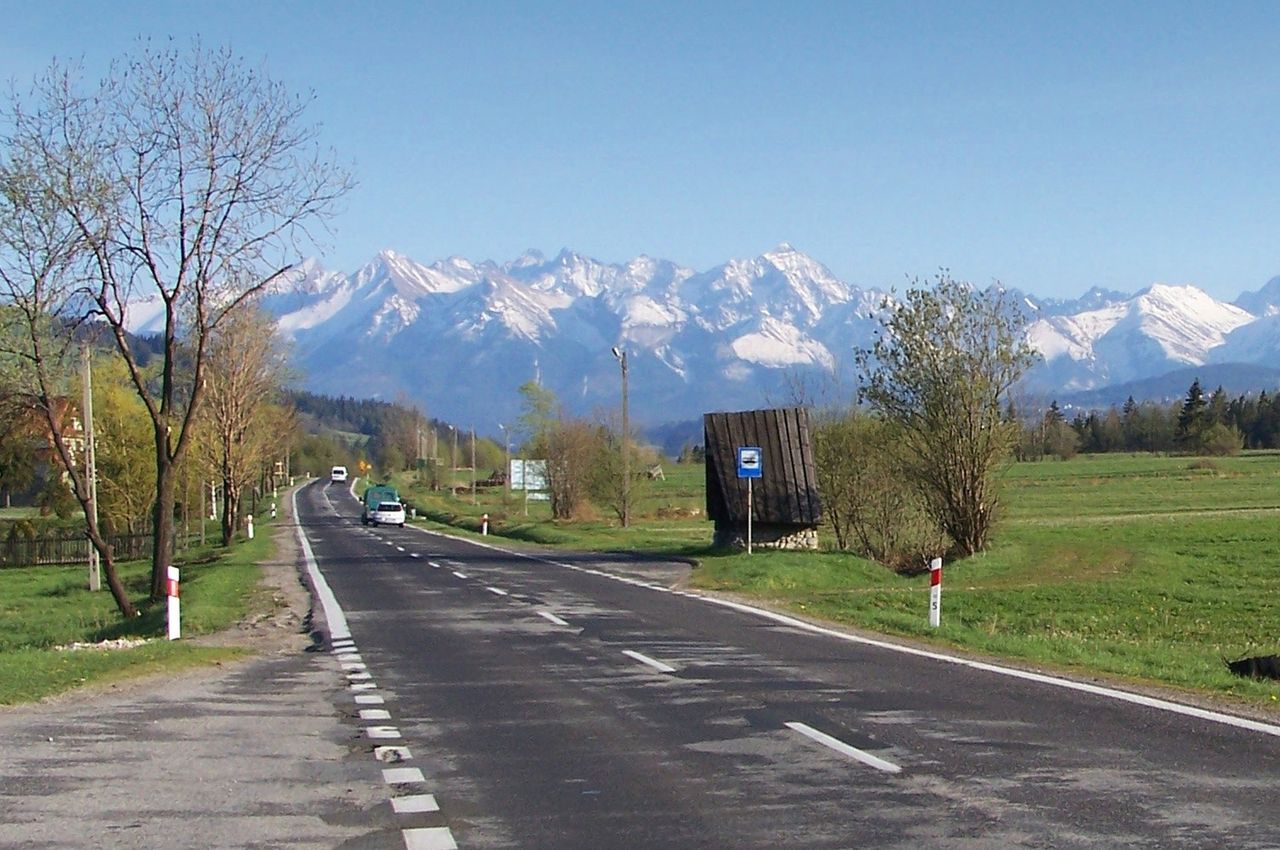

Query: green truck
(360, 483), (402, 526)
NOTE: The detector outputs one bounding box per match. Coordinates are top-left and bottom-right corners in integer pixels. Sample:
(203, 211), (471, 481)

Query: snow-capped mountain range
(223, 245), (1280, 430)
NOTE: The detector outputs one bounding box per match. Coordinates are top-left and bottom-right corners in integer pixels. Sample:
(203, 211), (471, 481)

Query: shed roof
(703, 407), (822, 526)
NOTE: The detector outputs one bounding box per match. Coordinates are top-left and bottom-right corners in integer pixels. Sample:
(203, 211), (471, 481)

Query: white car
(330, 465), (348, 483)
(368, 501), (406, 528)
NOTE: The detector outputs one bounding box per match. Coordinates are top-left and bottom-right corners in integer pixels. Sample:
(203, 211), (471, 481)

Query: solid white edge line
(786, 721), (902, 774)
(623, 649), (677, 674)
(293, 487), (351, 641)
(539, 611), (571, 627)
(403, 521), (1280, 740)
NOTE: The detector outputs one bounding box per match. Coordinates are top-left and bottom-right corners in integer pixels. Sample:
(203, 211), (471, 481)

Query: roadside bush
(813, 411), (948, 573)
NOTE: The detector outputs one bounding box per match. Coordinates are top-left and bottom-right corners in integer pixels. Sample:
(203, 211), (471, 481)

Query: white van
(330, 465), (348, 483)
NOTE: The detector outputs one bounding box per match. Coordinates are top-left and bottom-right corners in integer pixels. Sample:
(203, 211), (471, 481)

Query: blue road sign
(737, 446), (763, 479)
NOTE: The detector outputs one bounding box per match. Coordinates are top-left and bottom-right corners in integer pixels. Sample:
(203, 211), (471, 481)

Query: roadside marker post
(482, 513), (489, 535)
(247, 514), (255, 540)
(166, 567), (181, 640)
(929, 557), (942, 628)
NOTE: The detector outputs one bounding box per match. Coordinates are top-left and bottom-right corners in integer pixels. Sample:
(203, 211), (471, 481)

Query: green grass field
(0, 518), (278, 705)
(398, 453), (1280, 709)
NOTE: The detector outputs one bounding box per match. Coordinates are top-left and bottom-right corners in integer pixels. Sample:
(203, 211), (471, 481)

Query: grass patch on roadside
(0, 516), (281, 706)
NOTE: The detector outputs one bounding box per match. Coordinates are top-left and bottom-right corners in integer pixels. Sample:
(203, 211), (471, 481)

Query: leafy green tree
(856, 274), (1038, 556)
(1176, 378), (1208, 451)
(92, 356), (157, 535)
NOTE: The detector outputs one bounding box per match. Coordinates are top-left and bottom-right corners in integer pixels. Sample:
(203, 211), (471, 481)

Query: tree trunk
(149, 448), (177, 601)
(221, 483), (239, 547)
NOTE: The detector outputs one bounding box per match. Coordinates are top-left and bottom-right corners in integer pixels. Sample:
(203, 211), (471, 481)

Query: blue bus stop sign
(737, 446), (763, 479)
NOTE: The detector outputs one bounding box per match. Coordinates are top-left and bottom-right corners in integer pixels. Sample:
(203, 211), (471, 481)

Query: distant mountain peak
(259, 247), (1280, 427)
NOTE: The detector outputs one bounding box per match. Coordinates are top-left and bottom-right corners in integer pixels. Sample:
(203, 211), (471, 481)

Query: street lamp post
(611, 347), (630, 528)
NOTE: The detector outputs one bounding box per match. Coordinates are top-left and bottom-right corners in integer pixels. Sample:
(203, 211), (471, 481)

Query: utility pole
(612, 347), (630, 528)
(499, 423), (511, 503)
(81, 347), (100, 591)
(470, 426), (477, 504)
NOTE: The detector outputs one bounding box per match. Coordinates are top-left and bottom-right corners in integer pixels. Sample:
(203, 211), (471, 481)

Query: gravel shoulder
(0, 494), (390, 850)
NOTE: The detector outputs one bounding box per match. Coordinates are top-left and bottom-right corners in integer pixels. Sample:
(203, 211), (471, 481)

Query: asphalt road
(298, 479), (1280, 849)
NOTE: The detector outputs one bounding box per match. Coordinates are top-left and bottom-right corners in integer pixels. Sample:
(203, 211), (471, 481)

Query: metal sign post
(736, 447), (763, 555)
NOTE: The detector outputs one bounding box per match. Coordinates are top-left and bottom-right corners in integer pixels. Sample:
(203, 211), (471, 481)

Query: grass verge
(0, 516), (281, 706)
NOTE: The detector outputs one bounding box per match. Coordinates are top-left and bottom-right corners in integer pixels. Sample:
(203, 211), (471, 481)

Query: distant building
(703, 407), (822, 550)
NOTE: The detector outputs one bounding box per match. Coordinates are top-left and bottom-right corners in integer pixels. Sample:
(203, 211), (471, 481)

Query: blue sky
(4, 1), (1279, 300)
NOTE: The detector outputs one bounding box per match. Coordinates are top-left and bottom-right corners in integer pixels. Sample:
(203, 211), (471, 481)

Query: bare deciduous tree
(0, 169), (137, 615)
(4, 43), (352, 599)
(195, 306), (289, 545)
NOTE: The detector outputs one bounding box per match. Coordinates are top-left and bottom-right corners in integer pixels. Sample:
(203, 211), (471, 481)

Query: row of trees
(1, 41), (351, 616)
(1058, 382), (1280, 457)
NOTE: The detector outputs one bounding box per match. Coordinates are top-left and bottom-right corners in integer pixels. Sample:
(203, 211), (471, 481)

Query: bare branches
(3, 40), (352, 598)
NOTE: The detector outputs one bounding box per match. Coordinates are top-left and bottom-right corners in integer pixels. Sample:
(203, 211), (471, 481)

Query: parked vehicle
(367, 501), (406, 528)
(361, 483), (401, 525)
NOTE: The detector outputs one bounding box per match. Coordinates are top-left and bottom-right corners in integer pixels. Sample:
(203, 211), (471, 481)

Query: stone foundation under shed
(714, 522), (819, 551)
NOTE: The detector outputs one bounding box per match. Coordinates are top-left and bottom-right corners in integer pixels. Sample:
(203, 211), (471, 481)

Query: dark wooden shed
(703, 407), (822, 550)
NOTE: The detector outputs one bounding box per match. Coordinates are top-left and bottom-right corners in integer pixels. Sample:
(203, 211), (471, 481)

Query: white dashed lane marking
(786, 721), (902, 774)
(392, 794), (441, 814)
(402, 826), (458, 850)
(622, 649), (677, 674)
(453, 571), (468, 580)
(383, 767), (425, 784)
(375, 745), (412, 762)
(486, 586), (509, 596)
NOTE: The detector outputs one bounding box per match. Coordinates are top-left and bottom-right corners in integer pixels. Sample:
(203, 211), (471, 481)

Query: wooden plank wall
(703, 407), (822, 525)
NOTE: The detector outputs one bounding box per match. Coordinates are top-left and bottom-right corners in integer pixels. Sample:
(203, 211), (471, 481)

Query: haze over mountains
(173, 245), (1280, 434)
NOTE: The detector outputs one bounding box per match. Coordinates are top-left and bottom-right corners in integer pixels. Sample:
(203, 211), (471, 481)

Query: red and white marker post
(928, 557), (942, 628)
(166, 566), (181, 640)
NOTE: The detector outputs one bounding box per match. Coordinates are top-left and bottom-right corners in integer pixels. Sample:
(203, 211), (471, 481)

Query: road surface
(297, 479), (1280, 849)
